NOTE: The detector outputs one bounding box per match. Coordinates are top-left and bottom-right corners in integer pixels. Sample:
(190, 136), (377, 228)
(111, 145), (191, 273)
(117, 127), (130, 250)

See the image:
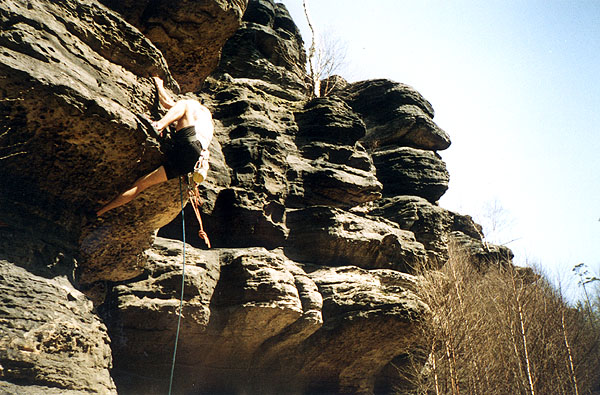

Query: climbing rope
(168, 177), (211, 394)
(188, 181), (211, 248)
(168, 177), (187, 395)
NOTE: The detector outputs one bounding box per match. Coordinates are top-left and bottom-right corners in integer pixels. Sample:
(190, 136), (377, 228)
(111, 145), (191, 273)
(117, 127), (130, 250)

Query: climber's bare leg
(96, 166), (168, 216)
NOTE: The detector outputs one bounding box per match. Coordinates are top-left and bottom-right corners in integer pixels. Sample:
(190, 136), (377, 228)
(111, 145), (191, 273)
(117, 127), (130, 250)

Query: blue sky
(278, 0), (600, 297)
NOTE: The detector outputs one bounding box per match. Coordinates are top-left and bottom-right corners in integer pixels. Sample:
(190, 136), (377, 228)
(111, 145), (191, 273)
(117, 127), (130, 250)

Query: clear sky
(278, 0), (600, 298)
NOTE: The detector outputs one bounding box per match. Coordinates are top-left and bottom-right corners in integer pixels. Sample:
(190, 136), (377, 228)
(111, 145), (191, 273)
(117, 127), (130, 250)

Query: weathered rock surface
(286, 206), (427, 272)
(103, 240), (314, 393)
(215, 0), (308, 94)
(280, 266), (429, 394)
(0, 0), (513, 394)
(373, 146), (450, 203)
(449, 230), (514, 269)
(367, 195), (492, 267)
(0, 0), (193, 286)
(0, 250), (114, 394)
(103, 238), (428, 394)
(99, 0), (248, 92)
(336, 78), (451, 151)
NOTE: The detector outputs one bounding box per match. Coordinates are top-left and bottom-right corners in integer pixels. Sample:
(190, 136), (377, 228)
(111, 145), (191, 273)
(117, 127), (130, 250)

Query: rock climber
(96, 76), (213, 216)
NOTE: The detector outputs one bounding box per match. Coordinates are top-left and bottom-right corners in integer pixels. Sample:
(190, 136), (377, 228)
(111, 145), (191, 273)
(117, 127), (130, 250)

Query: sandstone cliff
(0, 0), (512, 394)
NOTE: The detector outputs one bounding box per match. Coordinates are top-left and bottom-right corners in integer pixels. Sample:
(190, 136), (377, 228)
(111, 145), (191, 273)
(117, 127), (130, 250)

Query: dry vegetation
(397, 248), (600, 395)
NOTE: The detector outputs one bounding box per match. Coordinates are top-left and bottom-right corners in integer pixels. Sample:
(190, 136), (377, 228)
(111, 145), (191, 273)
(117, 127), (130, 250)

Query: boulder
(336, 79), (451, 151)
(285, 206), (428, 272)
(372, 146), (450, 202)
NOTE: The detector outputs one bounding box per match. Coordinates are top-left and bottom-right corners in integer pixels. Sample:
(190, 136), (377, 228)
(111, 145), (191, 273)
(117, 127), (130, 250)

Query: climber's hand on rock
(152, 121), (164, 136)
(152, 76), (164, 88)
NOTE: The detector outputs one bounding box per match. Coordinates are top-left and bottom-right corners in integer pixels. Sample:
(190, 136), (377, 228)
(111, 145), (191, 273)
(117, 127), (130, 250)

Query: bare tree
(302, 0), (347, 97)
(476, 198), (518, 246)
(573, 262), (600, 326)
(404, 248), (600, 394)
(302, 0), (318, 97)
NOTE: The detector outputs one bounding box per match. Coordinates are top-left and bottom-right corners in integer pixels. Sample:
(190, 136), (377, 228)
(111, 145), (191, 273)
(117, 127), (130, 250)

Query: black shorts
(162, 126), (203, 180)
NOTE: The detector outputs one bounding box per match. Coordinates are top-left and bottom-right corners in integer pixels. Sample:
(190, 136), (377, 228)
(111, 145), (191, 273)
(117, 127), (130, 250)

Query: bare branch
(302, 1), (347, 97)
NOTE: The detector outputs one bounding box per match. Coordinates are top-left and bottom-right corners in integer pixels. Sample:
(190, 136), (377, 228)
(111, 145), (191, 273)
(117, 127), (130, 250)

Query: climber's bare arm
(152, 76), (176, 109)
(151, 100), (202, 133)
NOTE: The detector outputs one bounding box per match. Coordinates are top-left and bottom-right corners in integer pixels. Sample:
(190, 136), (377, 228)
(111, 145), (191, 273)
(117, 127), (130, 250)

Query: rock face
(0, 262), (114, 394)
(103, 238), (429, 394)
(98, 0), (248, 92)
(0, 0), (512, 394)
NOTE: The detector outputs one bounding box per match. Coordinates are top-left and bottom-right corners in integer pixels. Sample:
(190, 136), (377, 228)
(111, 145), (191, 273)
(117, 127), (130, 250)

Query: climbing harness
(168, 173), (211, 394)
